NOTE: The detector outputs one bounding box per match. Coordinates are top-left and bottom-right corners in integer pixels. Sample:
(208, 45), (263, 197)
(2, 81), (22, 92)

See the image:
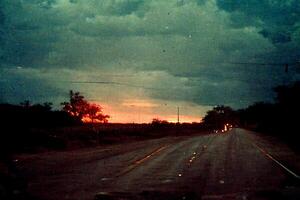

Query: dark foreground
(15, 128), (300, 199)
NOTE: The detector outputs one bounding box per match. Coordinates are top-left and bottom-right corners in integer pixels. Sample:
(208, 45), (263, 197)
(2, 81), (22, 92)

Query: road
(17, 128), (300, 200)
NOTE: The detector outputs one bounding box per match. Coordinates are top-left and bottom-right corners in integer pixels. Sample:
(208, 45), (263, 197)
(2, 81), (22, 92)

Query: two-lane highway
(96, 128), (299, 199)
(18, 128), (300, 199)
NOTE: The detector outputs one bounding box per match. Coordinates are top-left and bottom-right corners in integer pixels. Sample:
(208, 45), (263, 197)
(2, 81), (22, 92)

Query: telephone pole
(177, 106), (180, 124)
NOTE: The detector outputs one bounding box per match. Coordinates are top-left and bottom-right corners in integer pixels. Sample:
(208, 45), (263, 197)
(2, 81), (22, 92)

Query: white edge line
(253, 143), (300, 179)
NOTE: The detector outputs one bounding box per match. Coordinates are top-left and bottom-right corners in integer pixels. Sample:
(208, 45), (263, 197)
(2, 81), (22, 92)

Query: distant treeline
(0, 102), (81, 128)
(0, 101), (203, 154)
(239, 81), (300, 148)
(202, 81), (300, 149)
(0, 102), (81, 154)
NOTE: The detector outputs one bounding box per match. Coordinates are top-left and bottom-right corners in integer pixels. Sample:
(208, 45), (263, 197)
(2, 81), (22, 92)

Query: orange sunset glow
(90, 100), (202, 124)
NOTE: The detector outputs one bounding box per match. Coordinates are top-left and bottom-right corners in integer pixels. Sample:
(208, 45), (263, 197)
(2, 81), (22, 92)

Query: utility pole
(285, 63), (289, 73)
(177, 106), (180, 124)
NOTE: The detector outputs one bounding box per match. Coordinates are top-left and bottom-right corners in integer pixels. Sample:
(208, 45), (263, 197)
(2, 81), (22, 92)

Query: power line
(68, 81), (166, 91)
(228, 61), (300, 73)
(229, 62), (288, 66)
(64, 60), (300, 91)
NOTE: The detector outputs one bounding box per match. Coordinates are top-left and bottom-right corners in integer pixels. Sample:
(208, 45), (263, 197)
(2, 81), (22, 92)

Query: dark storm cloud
(149, 64), (287, 107)
(0, 0), (299, 110)
(0, 0), (274, 68)
(216, 0), (300, 29)
(217, 0), (300, 69)
(0, 67), (66, 104)
(216, 0), (300, 61)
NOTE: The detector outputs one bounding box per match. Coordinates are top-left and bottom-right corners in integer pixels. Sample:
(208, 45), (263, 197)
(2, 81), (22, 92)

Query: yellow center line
(116, 144), (170, 177)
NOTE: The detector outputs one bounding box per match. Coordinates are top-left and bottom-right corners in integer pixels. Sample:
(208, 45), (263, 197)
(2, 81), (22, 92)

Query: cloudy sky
(1, 0), (300, 123)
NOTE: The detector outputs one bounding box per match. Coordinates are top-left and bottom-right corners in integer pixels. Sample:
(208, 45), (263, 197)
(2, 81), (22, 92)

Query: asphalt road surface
(17, 128), (300, 200)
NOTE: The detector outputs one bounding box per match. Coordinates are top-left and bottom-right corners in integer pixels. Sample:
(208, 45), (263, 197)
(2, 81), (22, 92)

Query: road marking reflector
(162, 179), (172, 183)
(100, 178), (111, 181)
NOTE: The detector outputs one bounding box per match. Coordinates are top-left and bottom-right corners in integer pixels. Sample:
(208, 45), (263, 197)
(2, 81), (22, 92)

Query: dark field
(2, 123), (205, 153)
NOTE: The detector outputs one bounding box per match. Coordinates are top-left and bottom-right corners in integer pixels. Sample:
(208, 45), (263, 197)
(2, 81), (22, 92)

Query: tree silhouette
(238, 102), (276, 131)
(151, 118), (169, 125)
(61, 90), (109, 123)
(237, 81), (300, 136)
(202, 105), (236, 130)
(274, 82), (300, 109)
(61, 90), (89, 120)
(86, 104), (109, 123)
(273, 81), (300, 132)
(20, 100), (31, 108)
